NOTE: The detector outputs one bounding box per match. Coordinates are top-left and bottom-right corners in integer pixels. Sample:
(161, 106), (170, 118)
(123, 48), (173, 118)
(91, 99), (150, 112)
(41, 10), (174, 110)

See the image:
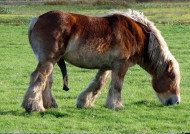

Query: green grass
(0, 2), (190, 133)
(0, 2), (190, 25)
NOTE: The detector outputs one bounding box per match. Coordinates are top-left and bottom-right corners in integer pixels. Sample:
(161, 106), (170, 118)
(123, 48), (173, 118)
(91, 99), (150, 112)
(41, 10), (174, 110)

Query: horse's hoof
(76, 99), (94, 108)
(24, 106), (45, 113)
(105, 102), (123, 110)
(43, 98), (58, 109)
(21, 101), (45, 113)
(27, 108), (45, 113)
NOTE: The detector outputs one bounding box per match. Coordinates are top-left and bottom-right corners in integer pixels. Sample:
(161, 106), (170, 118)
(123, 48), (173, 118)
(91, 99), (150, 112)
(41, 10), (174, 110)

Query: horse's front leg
(105, 60), (129, 110)
(77, 69), (111, 108)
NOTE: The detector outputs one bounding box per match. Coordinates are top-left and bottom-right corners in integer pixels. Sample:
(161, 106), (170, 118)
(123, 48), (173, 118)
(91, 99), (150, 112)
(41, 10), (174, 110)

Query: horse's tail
(28, 17), (38, 35)
(28, 17), (39, 62)
(28, 17), (38, 44)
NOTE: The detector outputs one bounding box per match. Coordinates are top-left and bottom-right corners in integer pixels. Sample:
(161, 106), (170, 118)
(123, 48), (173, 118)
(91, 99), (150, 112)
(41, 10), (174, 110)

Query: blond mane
(106, 10), (179, 78)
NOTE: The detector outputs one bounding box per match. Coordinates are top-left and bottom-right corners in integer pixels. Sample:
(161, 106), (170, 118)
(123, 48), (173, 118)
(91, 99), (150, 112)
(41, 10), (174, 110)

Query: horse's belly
(63, 51), (112, 69)
(63, 38), (125, 69)
(63, 43), (118, 69)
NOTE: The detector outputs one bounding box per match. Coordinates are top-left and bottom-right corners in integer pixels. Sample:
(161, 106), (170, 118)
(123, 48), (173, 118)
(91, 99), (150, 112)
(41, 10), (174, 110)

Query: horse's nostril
(166, 99), (173, 106)
(176, 101), (180, 104)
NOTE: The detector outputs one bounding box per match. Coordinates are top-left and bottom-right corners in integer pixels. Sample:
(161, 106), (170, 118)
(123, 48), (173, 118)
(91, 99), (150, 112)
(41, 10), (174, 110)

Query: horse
(21, 10), (180, 113)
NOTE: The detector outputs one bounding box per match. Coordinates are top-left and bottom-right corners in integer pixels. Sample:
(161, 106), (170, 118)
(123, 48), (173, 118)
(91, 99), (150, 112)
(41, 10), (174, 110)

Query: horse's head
(152, 60), (180, 106)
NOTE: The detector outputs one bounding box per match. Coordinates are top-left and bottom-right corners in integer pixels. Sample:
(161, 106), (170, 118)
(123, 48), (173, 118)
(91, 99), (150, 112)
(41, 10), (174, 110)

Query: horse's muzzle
(165, 95), (180, 106)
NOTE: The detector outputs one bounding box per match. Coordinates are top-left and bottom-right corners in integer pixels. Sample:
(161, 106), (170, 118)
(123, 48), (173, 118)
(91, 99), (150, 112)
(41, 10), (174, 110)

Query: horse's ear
(167, 60), (175, 80)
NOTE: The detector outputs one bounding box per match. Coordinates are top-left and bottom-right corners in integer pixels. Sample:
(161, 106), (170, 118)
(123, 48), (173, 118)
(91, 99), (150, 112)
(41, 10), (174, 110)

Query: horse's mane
(105, 10), (179, 77)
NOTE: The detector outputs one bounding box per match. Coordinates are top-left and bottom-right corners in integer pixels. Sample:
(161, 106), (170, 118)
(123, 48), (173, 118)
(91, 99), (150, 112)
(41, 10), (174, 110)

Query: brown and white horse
(21, 10), (180, 113)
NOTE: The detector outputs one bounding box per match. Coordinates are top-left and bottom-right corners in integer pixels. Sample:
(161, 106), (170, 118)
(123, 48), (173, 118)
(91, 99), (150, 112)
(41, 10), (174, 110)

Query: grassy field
(0, 2), (190, 133)
(0, 2), (190, 25)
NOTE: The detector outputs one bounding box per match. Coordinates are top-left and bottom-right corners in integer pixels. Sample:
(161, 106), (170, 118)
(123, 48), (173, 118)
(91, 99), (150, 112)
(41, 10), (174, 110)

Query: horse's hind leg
(105, 61), (129, 110)
(42, 72), (58, 109)
(21, 62), (54, 113)
(77, 69), (111, 108)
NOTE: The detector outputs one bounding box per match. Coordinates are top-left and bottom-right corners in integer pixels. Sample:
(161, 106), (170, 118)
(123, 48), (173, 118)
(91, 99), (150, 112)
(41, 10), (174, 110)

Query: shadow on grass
(40, 110), (68, 118)
(0, 109), (68, 118)
(0, 110), (30, 116)
(130, 100), (163, 107)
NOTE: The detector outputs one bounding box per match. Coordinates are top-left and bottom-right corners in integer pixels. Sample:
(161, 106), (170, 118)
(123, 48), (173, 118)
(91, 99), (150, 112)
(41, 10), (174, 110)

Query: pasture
(0, 2), (190, 133)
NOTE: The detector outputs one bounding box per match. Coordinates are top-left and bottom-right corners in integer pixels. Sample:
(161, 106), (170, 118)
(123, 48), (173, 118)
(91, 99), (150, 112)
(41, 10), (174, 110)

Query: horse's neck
(138, 32), (168, 77)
